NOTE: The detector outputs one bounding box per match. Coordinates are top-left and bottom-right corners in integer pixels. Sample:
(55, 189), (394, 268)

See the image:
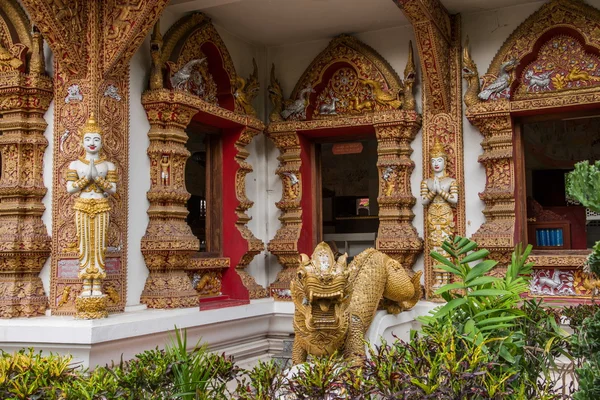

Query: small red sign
(332, 142), (363, 155)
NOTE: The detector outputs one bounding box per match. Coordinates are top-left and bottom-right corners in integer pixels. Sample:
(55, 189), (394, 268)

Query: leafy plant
(166, 327), (237, 400)
(566, 160), (600, 213)
(0, 349), (80, 400)
(416, 236), (572, 398)
(234, 359), (285, 400)
(419, 236), (533, 358)
(572, 310), (600, 399)
(563, 304), (600, 332)
(283, 353), (352, 400)
(362, 324), (523, 399)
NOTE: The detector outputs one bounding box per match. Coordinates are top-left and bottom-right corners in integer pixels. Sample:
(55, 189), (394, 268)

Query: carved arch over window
(160, 13), (242, 113)
(0, 0), (32, 73)
(282, 34), (410, 121)
(267, 34), (422, 299)
(477, 0), (600, 105)
(464, 0), (599, 278)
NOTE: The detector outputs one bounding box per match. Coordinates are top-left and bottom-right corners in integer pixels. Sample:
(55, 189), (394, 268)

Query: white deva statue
(421, 138), (459, 290)
(66, 113), (117, 298)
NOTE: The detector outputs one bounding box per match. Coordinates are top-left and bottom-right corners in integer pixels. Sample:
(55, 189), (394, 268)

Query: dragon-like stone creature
(291, 242), (422, 365)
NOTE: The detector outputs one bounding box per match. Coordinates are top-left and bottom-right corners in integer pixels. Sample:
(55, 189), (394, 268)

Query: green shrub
(0, 348), (79, 399)
(563, 304), (600, 331)
(234, 359), (286, 400)
(572, 310), (600, 400)
(417, 236), (571, 398)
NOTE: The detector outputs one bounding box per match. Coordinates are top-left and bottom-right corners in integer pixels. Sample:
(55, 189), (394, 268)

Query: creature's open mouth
(305, 279), (346, 331)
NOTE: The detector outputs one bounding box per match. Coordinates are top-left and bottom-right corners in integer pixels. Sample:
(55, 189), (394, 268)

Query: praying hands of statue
(433, 178), (441, 194)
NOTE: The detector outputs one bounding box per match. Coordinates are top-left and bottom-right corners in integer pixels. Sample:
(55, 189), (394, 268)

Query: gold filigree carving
(234, 127), (268, 298)
(0, 1), (53, 318)
(282, 34), (405, 121)
(141, 83), (265, 306)
(74, 295), (108, 319)
(396, 0), (452, 113)
(161, 12), (242, 112)
(402, 8), (465, 297)
(233, 58), (260, 116)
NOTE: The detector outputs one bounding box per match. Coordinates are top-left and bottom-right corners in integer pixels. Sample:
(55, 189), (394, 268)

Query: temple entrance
(314, 136), (379, 257)
(518, 114), (600, 251)
(185, 122), (222, 254)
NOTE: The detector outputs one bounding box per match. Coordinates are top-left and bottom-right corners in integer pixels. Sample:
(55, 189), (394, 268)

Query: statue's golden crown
(81, 112), (102, 136)
(430, 137), (447, 159)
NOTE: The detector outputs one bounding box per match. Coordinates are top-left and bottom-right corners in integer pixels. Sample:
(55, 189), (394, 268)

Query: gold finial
(430, 137), (447, 159)
(404, 40), (416, 79)
(30, 26), (45, 75)
(151, 20), (162, 43)
(463, 36), (473, 66)
(81, 112), (102, 136)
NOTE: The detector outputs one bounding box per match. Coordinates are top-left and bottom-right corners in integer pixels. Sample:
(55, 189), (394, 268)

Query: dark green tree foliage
(567, 160), (600, 214)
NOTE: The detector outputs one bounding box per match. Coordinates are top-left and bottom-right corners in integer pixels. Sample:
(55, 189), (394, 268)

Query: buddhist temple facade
(0, 0), (599, 366)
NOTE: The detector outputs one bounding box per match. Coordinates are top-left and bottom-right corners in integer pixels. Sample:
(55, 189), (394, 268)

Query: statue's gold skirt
(427, 198), (455, 252)
(73, 197), (110, 280)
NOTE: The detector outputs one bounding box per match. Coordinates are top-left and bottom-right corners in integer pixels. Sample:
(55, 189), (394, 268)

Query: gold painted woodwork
(291, 243), (422, 365)
(140, 13), (266, 306)
(141, 89), (267, 306)
(395, 0), (452, 113)
(399, 2), (466, 296)
(268, 35), (423, 297)
(0, 1), (53, 318)
(19, 0), (168, 315)
(462, 0), (600, 269)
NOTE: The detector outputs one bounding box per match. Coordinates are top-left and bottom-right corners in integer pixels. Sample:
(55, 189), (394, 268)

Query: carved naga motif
(462, 37), (481, 108)
(233, 58), (260, 116)
(268, 63), (284, 122)
(291, 243), (422, 365)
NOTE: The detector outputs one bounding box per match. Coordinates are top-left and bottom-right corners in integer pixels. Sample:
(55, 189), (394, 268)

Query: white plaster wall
(40, 41), (55, 297)
(212, 24), (273, 289)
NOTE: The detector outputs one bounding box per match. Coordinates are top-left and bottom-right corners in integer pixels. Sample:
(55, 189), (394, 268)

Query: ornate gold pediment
(277, 34), (412, 121)
(159, 13), (258, 115)
(479, 0), (600, 102)
(0, 0), (32, 73)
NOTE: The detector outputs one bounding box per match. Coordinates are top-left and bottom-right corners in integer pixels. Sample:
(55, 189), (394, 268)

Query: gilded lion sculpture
(291, 242), (422, 365)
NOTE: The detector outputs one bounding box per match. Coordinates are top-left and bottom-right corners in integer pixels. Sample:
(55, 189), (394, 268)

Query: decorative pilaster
(140, 96), (199, 308)
(0, 72), (53, 317)
(468, 108), (515, 265)
(234, 127), (268, 298)
(375, 118), (423, 268)
(267, 131), (303, 300)
(21, 0), (168, 315)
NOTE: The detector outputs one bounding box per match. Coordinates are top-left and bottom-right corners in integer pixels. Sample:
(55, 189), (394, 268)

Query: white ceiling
(167, 0), (545, 46)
